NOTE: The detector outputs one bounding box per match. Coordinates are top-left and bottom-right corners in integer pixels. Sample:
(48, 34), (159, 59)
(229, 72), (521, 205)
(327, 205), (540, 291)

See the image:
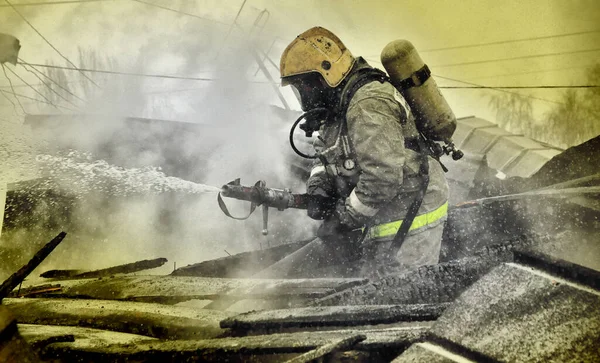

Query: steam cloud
(0, 8), (317, 278)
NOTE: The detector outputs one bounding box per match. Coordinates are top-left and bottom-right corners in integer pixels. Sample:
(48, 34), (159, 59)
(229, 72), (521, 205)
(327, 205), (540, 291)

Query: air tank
(381, 39), (457, 142)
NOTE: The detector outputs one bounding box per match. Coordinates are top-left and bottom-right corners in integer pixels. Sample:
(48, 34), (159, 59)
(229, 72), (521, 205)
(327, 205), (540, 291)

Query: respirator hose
(289, 108), (330, 159)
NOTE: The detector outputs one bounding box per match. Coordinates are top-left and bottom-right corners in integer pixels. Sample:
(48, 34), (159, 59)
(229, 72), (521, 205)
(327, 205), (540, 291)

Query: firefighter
(273, 26), (450, 278)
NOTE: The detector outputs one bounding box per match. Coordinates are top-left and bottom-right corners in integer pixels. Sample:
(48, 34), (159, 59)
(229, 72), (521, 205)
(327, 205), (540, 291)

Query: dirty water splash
(35, 151), (220, 197)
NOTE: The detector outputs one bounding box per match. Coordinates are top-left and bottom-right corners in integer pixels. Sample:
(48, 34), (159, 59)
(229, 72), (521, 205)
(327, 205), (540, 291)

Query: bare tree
(489, 63), (600, 148)
(488, 92), (534, 136)
(544, 64), (600, 147)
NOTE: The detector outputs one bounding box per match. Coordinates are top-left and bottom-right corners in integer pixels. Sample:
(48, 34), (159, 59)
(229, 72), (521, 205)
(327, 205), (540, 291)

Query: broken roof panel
(486, 135), (546, 172)
(453, 116), (496, 149)
(504, 148), (563, 178)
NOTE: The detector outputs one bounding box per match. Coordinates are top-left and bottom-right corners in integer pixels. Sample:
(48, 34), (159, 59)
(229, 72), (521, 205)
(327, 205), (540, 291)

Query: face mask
(288, 75), (333, 111)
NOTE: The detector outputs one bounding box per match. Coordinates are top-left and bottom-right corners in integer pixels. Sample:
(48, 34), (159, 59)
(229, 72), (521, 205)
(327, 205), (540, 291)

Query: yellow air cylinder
(381, 40), (456, 142)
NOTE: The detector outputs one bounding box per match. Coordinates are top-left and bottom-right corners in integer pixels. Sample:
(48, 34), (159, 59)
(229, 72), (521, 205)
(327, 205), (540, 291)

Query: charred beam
(285, 334), (366, 363)
(41, 326), (427, 362)
(3, 298), (231, 340)
(0, 232), (66, 301)
(221, 304), (449, 331)
(39, 270), (83, 279)
(71, 258), (168, 279)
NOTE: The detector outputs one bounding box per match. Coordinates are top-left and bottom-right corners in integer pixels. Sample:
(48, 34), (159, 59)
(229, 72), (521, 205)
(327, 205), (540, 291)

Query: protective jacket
(307, 61), (449, 241)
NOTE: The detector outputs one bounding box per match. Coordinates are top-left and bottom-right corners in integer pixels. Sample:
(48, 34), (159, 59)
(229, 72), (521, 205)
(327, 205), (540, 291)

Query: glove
(307, 187), (336, 220)
(333, 198), (362, 229)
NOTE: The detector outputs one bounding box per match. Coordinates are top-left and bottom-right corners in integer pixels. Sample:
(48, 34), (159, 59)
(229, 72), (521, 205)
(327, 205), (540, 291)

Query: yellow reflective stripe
(368, 202), (448, 239)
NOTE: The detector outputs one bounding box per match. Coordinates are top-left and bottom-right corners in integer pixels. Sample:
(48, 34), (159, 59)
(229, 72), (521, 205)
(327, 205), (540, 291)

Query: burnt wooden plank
(172, 240), (312, 278)
(40, 258), (168, 280)
(39, 270), (84, 279)
(18, 323), (156, 349)
(0, 232), (66, 301)
(285, 334), (366, 363)
(222, 278), (368, 298)
(221, 304), (449, 331)
(42, 325), (428, 362)
(7, 284), (62, 298)
(21, 276), (368, 303)
(72, 258), (169, 279)
(4, 298), (232, 340)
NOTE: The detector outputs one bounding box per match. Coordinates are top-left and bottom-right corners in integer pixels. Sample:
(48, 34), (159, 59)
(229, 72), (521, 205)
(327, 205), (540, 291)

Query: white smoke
(0, 6), (317, 278)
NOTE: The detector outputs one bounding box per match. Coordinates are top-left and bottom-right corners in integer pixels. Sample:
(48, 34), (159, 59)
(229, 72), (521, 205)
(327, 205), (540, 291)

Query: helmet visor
(282, 73), (329, 111)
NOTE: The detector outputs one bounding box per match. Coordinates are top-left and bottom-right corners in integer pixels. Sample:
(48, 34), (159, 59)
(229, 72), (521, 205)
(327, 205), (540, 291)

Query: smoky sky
(1, 0), (599, 122)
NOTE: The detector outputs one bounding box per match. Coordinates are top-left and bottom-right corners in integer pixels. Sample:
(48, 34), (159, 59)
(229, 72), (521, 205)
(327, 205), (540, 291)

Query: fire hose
(218, 179), (334, 235)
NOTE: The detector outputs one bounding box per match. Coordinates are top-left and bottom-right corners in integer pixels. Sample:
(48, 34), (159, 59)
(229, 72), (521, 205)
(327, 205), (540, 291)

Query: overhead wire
(441, 85), (599, 89)
(433, 74), (565, 105)
(464, 64), (596, 81)
(129, 0), (230, 26)
(365, 30), (600, 57)
(18, 61), (83, 109)
(6, 2), (591, 106)
(4, 65), (62, 110)
(430, 48), (600, 68)
(0, 0), (113, 7)
(4, 0), (101, 88)
(19, 58), (87, 102)
(1, 64), (27, 114)
(15, 62), (597, 92)
(0, 89), (78, 112)
(16, 62), (277, 83)
(365, 57), (572, 104)
(365, 47), (600, 69)
(421, 30), (600, 52)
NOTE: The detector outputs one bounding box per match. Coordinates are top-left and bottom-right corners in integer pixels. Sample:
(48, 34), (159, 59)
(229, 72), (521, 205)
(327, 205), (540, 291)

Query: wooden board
(18, 323), (156, 349)
(20, 275), (368, 304)
(4, 298), (232, 339)
(221, 304), (449, 331)
(43, 325), (429, 362)
(40, 258), (168, 279)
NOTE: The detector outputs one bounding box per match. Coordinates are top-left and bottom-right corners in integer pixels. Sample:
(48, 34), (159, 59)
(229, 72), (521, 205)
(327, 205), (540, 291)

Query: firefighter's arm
(306, 137), (336, 220)
(339, 96), (407, 226)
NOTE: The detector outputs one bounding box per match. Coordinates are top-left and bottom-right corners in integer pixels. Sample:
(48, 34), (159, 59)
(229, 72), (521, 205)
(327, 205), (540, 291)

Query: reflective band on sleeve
(309, 165), (326, 177)
(368, 202), (448, 239)
(348, 189), (379, 217)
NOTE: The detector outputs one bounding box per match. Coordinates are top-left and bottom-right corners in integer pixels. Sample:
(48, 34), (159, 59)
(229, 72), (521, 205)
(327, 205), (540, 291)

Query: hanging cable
(19, 58), (87, 102)
(18, 62), (598, 91)
(365, 30), (600, 57)
(365, 57), (567, 105)
(130, 0), (230, 26)
(16, 62), (276, 83)
(465, 64), (596, 81)
(0, 0), (112, 7)
(0, 87), (21, 116)
(431, 48), (600, 68)
(440, 85), (599, 89)
(1, 64), (27, 114)
(365, 48), (600, 69)
(421, 30), (600, 52)
(4, 0), (100, 88)
(434, 74), (565, 105)
(18, 62), (83, 109)
(0, 89), (78, 112)
(4, 66), (62, 110)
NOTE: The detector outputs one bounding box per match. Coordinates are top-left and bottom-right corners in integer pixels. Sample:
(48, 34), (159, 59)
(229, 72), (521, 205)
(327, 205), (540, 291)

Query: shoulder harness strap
(336, 68), (389, 116)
